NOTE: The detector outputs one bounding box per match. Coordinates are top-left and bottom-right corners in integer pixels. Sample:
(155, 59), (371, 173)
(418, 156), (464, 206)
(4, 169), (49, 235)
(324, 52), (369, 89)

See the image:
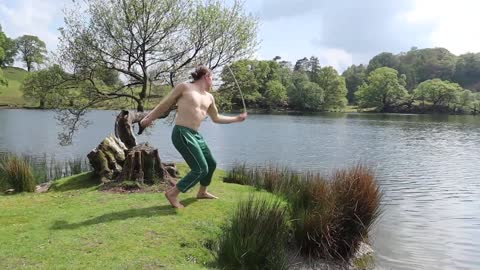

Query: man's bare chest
(180, 89), (212, 109)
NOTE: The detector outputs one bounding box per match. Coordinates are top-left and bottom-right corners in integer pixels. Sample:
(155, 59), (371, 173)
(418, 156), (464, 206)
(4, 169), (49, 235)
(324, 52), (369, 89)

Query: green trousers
(171, 125), (217, 192)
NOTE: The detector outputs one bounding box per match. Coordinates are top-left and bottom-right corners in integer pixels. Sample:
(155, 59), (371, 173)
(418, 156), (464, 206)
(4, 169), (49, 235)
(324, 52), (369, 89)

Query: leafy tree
(263, 80), (287, 110)
(15, 35), (47, 72)
(398, 47), (457, 90)
(288, 72), (324, 111)
(453, 53), (480, 91)
(22, 65), (71, 108)
(455, 89), (474, 113)
(55, 0), (257, 144)
(413, 79), (462, 108)
(355, 67), (408, 112)
(0, 24), (17, 67)
(219, 60), (261, 108)
(367, 52), (399, 74)
(317, 67), (347, 110)
(294, 57), (309, 72)
(472, 93), (480, 114)
(342, 64), (366, 104)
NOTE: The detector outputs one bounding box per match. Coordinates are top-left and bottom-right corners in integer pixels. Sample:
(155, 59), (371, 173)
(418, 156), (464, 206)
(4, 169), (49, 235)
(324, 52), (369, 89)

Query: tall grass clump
(328, 164), (382, 258)
(223, 162), (383, 262)
(0, 154), (35, 192)
(217, 195), (290, 270)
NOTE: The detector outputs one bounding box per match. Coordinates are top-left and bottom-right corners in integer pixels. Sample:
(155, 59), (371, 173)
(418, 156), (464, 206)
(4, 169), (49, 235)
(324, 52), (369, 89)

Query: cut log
(88, 136), (178, 184)
(88, 110), (179, 187)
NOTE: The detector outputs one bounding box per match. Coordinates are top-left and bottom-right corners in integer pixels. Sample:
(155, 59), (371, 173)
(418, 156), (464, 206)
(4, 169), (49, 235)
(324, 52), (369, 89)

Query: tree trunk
(87, 110), (179, 187)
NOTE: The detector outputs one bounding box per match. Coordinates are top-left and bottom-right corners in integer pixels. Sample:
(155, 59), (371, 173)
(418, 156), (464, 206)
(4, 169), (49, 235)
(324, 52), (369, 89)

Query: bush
(0, 154), (36, 192)
(217, 195), (290, 270)
(223, 163), (383, 262)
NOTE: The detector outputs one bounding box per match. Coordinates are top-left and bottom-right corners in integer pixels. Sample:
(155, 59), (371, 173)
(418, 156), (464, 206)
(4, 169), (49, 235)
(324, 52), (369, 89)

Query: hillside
(0, 67), (29, 107)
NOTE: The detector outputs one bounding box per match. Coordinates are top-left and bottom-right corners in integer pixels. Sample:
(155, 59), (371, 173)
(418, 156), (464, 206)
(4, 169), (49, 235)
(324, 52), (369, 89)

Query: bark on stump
(87, 110), (178, 185)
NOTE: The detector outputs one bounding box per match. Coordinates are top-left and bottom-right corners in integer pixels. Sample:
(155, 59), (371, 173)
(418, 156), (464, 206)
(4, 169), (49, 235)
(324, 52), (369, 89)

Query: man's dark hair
(191, 65), (211, 81)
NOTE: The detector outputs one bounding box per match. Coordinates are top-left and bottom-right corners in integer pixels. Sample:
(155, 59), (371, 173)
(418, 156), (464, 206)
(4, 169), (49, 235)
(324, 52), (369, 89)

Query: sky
(1, 0), (480, 72)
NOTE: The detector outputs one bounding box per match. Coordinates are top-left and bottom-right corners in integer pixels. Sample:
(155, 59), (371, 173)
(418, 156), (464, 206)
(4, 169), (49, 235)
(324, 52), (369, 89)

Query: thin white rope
(226, 65), (247, 113)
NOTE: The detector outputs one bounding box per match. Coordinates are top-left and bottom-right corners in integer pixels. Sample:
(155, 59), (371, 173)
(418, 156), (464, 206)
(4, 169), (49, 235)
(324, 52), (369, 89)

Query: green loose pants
(171, 125), (217, 192)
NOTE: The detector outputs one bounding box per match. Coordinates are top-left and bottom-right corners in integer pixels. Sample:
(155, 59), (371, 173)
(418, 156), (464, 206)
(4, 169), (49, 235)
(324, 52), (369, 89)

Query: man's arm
(141, 83), (186, 127)
(207, 95), (247, 124)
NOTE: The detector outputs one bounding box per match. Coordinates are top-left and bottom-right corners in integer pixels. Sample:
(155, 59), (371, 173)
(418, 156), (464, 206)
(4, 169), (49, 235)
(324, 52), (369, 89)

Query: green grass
(0, 67), (29, 107)
(0, 164), (272, 269)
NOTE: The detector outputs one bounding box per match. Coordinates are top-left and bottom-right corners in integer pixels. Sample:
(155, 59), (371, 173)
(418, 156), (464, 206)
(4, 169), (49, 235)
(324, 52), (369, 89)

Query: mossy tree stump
(87, 110), (178, 186)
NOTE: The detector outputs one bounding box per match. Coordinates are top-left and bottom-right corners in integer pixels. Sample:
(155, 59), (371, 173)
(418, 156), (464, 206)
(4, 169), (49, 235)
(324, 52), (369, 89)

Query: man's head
(191, 65), (213, 90)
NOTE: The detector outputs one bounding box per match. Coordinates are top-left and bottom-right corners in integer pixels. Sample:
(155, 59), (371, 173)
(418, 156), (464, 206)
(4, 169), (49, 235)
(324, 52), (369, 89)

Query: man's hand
(138, 117), (153, 135)
(237, 112), (248, 122)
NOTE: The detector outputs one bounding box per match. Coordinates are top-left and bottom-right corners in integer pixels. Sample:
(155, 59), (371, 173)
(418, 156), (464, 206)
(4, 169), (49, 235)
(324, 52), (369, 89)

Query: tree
(15, 35), (47, 72)
(22, 65), (71, 108)
(263, 80), (287, 110)
(367, 52), (399, 74)
(355, 67), (408, 112)
(219, 60), (261, 108)
(413, 79), (462, 109)
(342, 64), (366, 104)
(453, 53), (480, 91)
(455, 89), (474, 113)
(288, 72), (324, 111)
(55, 0), (258, 144)
(317, 66), (347, 110)
(0, 24), (17, 67)
(398, 47), (457, 90)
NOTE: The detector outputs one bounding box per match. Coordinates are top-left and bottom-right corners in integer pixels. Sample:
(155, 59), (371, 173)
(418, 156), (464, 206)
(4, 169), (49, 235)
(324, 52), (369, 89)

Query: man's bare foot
(196, 192), (218, 199)
(165, 190), (184, 208)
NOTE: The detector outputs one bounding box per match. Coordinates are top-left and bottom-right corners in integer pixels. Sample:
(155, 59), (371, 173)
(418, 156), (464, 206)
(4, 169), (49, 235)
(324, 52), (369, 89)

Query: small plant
(217, 195), (290, 270)
(0, 154), (36, 193)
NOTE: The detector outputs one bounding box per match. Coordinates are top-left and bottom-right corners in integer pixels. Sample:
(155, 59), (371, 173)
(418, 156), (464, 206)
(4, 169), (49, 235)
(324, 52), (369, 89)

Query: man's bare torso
(175, 82), (213, 131)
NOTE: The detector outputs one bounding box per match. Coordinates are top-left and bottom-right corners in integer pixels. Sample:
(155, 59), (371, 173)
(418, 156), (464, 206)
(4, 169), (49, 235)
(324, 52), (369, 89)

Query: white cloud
(0, 0), (65, 51)
(316, 48), (353, 73)
(403, 0), (480, 55)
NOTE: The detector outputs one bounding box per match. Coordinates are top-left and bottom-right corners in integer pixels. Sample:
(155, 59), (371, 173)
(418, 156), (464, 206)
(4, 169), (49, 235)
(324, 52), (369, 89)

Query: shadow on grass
(179, 197), (198, 207)
(51, 205), (176, 230)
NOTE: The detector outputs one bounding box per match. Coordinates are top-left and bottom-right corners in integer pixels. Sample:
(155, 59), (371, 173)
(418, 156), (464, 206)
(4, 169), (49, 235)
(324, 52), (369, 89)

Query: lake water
(1, 109), (479, 270)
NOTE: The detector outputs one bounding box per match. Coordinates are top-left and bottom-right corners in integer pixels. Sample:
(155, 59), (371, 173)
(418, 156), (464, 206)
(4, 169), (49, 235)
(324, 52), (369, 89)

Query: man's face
(205, 73), (213, 89)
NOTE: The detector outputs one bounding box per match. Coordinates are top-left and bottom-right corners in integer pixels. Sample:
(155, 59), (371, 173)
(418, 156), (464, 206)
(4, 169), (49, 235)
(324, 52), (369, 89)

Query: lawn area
(0, 67), (29, 107)
(0, 164), (269, 269)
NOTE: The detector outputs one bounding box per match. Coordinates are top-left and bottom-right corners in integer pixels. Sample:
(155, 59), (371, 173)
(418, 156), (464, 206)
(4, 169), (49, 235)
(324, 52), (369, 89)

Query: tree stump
(87, 110), (178, 186)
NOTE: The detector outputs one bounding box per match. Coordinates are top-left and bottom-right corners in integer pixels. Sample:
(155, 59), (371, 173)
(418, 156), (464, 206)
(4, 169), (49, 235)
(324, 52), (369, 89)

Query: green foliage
(217, 196), (289, 270)
(367, 52), (400, 74)
(342, 64), (367, 104)
(60, 0), (258, 113)
(398, 47), (457, 89)
(413, 79), (463, 108)
(316, 67), (347, 110)
(288, 72), (324, 111)
(355, 67), (408, 111)
(0, 25), (17, 67)
(15, 35), (47, 72)
(0, 154), (35, 193)
(263, 80), (287, 109)
(21, 65), (70, 108)
(453, 53), (480, 90)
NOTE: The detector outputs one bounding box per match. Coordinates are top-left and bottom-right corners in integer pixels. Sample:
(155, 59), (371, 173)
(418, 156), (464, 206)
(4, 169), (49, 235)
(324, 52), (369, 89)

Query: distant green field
(0, 67), (29, 107)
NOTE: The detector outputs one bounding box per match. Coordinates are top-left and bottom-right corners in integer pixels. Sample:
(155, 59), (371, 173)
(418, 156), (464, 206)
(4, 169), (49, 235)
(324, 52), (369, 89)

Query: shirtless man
(139, 65), (247, 208)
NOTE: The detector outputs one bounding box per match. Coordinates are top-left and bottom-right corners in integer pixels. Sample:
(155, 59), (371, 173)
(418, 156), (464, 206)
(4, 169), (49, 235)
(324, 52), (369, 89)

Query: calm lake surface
(1, 109), (479, 270)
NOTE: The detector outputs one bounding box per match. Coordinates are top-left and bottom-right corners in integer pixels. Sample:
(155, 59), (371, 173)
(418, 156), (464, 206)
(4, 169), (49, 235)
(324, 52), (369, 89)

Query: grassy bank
(0, 67), (29, 107)
(0, 164), (273, 269)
